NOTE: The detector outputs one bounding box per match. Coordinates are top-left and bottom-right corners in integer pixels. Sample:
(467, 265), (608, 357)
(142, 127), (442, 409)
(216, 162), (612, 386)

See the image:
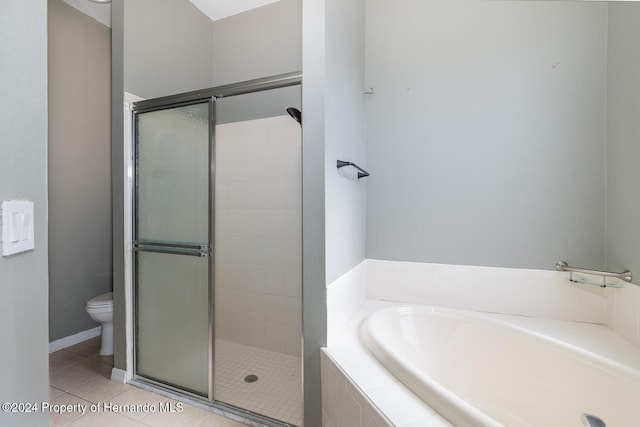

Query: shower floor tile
(214, 340), (303, 426)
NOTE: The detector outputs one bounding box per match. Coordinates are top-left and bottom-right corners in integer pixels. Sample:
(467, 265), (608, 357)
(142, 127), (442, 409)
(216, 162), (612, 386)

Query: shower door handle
(133, 241), (212, 257)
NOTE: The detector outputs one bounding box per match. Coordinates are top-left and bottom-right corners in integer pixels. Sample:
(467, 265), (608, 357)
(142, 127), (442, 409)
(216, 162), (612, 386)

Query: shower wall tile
(284, 267), (303, 298)
(285, 296), (303, 330)
(215, 182), (248, 209)
(216, 288), (244, 316)
(215, 313), (247, 345)
(265, 295), (287, 324)
(246, 264), (266, 293)
(251, 180), (301, 209)
(247, 319), (267, 349)
(265, 151), (302, 180)
(244, 155), (266, 181)
(265, 323), (286, 353)
(285, 325), (301, 357)
(214, 116), (301, 356)
(247, 292), (266, 321)
(264, 266), (287, 295)
(265, 117), (300, 149)
(227, 262), (248, 290)
(228, 183), (248, 208)
(215, 156), (246, 182)
(245, 237), (267, 265)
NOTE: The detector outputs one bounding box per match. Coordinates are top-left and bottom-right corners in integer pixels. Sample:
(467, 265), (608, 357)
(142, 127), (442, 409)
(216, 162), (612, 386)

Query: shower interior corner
(127, 82), (303, 426)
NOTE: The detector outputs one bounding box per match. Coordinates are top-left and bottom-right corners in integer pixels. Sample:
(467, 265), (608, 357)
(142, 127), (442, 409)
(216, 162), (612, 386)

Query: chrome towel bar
(555, 261), (632, 283)
(337, 160), (370, 179)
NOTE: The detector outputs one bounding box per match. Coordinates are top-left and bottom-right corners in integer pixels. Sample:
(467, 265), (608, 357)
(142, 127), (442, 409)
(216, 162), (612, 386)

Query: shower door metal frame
(129, 71), (303, 427)
(131, 96), (216, 401)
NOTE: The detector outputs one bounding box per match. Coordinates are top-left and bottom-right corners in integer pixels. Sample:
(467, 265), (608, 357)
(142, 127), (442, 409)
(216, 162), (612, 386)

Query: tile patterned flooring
(214, 340), (302, 426)
(49, 337), (246, 427)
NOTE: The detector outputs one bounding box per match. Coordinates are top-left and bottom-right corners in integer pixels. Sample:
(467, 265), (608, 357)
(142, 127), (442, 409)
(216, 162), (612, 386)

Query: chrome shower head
(286, 107), (302, 125)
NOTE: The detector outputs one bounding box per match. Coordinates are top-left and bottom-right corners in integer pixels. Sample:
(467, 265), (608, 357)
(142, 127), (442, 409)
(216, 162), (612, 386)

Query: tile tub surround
(605, 280), (640, 347)
(326, 261), (367, 347)
(365, 259), (640, 343)
(326, 259), (640, 349)
(366, 259), (610, 323)
(323, 300), (640, 427)
(321, 350), (394, 427)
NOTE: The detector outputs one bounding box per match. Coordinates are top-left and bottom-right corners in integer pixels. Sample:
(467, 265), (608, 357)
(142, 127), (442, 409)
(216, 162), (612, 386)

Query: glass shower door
(213, 86), (303, 425)
(133, 101), (212, 397)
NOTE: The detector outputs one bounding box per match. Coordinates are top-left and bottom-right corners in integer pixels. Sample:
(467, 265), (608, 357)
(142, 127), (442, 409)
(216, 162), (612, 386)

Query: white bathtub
(361, 305), (640, 427)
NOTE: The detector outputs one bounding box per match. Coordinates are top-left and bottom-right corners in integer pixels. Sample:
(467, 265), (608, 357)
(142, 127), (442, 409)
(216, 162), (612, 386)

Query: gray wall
(606, 4), (640, 277)
(112, 0), (126, 371)
(365, 0), (608, 270)
(215, 85), (300, 125)
(302, 0), (366, 423)
(48, 0), (112, 342)
(212, 0), (301, 85)
(212, 0), (302, 126)
(124, 0), (214, 98)
(123, 0), (302, 97)
(324, 0), (366, 284)
(0, 0), (49, 425)
(301, 0), (327, 424)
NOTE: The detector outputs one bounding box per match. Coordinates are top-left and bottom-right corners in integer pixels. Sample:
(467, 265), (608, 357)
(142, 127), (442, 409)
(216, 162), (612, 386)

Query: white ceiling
(62, 0), (282, 29)
(63, 0), (111, 27)
(188, 0), (281, 22)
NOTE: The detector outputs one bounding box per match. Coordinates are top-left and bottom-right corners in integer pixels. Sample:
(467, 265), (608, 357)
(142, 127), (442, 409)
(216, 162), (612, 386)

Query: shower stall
(130, 73), (302, 426)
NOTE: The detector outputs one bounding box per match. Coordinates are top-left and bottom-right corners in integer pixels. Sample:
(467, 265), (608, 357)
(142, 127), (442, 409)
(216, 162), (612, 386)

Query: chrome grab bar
(555, 261), (632, 283)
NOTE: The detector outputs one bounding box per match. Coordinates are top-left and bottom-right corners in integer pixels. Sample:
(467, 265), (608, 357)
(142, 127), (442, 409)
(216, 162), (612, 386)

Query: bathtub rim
(361, 306), (501, 427)
(361, 304), (640, 427)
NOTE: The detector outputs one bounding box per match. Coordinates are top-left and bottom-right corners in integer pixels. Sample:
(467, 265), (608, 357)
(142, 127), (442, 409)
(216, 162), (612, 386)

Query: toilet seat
(86, 292), (113, 309)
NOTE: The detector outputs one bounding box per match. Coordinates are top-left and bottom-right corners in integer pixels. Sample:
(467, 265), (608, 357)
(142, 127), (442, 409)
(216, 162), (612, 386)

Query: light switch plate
(1, 200), (35, 256)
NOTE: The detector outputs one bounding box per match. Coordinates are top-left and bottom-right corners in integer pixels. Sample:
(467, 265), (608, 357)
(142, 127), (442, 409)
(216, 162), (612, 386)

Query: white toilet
(85, 292), (114, 356)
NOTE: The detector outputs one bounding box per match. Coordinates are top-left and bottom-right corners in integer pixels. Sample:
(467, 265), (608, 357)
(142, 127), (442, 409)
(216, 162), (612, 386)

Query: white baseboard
(110, 367), (129, 384)
(49, 326), (101, 353)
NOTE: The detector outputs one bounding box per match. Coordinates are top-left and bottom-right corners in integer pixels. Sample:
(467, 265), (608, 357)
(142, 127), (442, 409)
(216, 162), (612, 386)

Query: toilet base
(99, 322), (113, 356)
